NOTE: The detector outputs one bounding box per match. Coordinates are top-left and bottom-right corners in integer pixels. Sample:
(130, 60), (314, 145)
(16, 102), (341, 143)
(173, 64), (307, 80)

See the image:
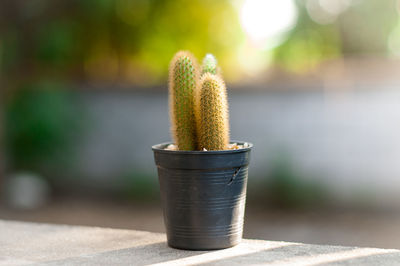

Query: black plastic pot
(152, 141), (253, 250)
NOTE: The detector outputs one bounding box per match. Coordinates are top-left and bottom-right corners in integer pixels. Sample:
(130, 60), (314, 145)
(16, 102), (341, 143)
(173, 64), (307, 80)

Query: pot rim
(152, 140), (253, 155)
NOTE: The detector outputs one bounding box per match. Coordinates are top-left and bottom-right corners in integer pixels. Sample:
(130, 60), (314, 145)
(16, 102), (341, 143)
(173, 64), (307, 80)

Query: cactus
(168, 51), (199, 150)
(196, 73), (230, 150)
(201, 54), (218, 75)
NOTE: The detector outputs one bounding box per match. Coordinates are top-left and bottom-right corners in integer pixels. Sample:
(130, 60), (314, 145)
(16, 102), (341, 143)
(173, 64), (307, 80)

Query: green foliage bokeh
(5, 82), (82, 170)
(1, 0), (399, 87)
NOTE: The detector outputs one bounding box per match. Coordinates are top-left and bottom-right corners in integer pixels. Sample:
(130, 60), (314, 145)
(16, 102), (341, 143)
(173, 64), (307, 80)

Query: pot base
(167, 237), (241, 251)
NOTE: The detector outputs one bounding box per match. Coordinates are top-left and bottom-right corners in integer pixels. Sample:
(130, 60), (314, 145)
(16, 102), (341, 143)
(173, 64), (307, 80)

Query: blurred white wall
(74, 86), (400, 207)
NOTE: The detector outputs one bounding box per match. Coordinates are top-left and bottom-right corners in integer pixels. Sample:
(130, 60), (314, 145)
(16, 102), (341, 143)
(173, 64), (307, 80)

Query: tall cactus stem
(168, 51), (199, 150)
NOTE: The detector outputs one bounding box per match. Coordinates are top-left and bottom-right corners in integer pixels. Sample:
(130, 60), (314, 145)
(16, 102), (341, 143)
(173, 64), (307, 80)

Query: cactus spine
(201, 54), (218, 75)
(169, 51), (199, 150)
(196, 73), (230, 150)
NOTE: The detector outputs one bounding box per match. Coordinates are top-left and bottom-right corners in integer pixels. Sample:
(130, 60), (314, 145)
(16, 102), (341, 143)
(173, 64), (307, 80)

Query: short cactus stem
(196, 73), (230, 150)
(201, 54), (218, 75)
(168, 51), (199, 150)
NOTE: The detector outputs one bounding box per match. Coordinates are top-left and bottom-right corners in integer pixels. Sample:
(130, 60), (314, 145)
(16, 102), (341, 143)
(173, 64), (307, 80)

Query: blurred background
(1, 0), (400, 249)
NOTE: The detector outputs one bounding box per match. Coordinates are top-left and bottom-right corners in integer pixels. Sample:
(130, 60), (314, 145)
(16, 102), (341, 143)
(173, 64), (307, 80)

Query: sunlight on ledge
(267, 247), (400, 266)
(151, 241), (297, 266)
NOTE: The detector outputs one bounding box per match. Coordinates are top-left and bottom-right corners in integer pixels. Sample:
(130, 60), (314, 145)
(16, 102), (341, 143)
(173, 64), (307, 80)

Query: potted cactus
(152, 51), (252, 250)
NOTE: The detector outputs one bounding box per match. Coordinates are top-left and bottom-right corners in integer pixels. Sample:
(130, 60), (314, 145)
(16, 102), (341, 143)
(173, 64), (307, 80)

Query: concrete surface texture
(0, 220), (399, 265)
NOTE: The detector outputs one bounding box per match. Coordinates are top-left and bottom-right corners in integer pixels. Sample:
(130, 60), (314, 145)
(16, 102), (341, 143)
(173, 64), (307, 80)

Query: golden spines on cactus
(196, 73), (230, 151)
(168, 51), (199, 150)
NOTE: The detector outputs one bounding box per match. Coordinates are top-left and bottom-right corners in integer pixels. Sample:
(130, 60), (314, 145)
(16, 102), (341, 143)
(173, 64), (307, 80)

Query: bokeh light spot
(239, 0), (298, 48)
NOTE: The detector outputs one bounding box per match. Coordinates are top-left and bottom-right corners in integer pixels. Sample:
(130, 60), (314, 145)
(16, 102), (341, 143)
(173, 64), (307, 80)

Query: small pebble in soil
(165, 144), (178, 151)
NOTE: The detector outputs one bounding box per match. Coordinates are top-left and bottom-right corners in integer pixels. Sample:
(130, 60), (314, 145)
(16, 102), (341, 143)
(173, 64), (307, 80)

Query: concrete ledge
(0, 220), (399, 265)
